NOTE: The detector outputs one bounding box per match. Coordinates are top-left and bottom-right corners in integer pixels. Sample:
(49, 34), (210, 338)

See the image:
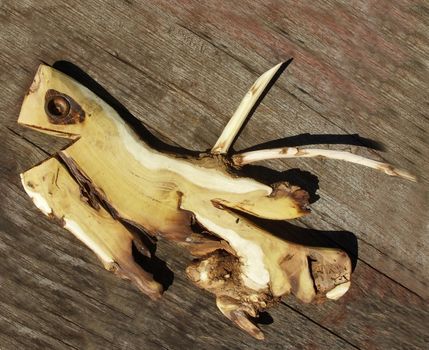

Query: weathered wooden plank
(1, 0), (428, 349)
(2, 0), (427, 298)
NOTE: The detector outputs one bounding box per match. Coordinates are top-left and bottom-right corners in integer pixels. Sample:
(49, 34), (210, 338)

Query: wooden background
(1, 1), (428, 349)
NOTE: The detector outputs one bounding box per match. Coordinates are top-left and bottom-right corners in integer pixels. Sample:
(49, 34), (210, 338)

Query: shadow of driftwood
(132, 243), (174, 291)
(51, 60), (359, 290)
(239, 133), (384, 152)
(251, 311), (274, 326)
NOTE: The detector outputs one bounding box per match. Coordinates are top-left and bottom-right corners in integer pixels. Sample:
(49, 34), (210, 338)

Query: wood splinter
(18, 61), (415, 340)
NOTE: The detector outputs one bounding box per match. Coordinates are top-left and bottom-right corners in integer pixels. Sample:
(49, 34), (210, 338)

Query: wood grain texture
(0, 0), (428, 349)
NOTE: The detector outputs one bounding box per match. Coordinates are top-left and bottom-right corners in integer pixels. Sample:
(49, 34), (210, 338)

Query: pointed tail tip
(388, 167), (417, 182)
(397, 170), (417, 182)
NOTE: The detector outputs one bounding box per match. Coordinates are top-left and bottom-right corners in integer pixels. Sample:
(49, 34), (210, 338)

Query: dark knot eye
(46, 95), (70, 119)
(44, 89), (85, 124)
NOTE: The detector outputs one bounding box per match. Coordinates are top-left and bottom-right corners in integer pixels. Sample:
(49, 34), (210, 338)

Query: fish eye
(44, 89), (85, 124)
(46, 95), (70, 119)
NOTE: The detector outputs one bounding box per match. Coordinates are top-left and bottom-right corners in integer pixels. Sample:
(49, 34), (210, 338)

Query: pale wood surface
(1, 1), (428, 349)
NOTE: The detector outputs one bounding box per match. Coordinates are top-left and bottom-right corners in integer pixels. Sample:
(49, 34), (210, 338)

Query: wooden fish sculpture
(18, 62), (415, 339)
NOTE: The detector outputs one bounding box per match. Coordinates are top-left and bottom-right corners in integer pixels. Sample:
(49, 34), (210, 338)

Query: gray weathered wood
(1, 0), (428, 349)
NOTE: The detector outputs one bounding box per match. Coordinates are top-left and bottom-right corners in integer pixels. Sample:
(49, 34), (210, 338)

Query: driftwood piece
(18, 63), (413, 339)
